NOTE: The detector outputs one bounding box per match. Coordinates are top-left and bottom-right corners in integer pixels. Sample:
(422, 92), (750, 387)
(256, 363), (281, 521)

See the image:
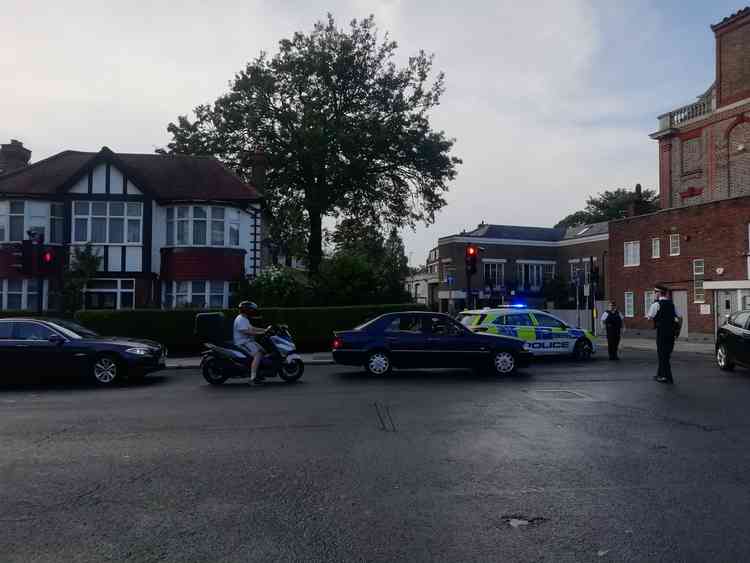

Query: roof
(712, 7), (750, 31)
(0, 147), (261, 202)
(443, 221), (608, 242)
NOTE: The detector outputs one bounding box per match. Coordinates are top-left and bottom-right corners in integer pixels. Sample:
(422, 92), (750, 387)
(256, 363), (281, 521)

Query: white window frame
(162, 280), (232, 309)
(72, 201), (142, 246)
(82, 278), (136, 310)
(0, 279), (46, 311)
(669, 233), (681, 256)
(651, 237), (661, 259)
(165, 205), (241, 248)
(644, 290), (655, 316)
(624, 291), (635, 318)
(516, 262), (552, 292)
(483, 261), (505, 287)
(624, 241), (640, 267)
(693, 259), (705, 303)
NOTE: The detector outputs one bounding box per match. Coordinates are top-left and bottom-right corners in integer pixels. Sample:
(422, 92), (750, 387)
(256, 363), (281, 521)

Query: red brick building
(610, 8), (750, 335)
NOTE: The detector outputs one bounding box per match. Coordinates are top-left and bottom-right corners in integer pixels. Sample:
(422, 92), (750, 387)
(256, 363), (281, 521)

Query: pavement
(166, 335), (716, 369)
(2, 350), (750, 562)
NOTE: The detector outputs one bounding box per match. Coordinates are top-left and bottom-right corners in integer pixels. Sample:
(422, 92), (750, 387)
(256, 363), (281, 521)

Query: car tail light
(332, 337), (343, 350)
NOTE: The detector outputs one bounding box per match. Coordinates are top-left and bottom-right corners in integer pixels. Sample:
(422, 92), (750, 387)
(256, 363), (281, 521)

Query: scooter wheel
(202, 359), (229, 385)
(279, 359), (304, 382)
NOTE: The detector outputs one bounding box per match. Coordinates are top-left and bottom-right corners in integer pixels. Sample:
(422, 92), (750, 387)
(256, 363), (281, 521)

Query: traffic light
(38, 247), (58, 274)
(465, 245), (478, 277)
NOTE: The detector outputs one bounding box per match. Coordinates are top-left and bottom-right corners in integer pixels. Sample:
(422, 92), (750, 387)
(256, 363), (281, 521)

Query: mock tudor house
(610, 7), (750, 337)
(423, 220), (609, 313)
(0, 141), (266, 311)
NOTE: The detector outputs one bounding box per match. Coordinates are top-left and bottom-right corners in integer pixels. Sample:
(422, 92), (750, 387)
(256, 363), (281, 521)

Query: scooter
(194, 312), (305, 385)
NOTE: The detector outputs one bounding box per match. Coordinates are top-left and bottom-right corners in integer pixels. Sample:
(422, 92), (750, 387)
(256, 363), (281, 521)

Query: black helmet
(238, 301), (258, 312)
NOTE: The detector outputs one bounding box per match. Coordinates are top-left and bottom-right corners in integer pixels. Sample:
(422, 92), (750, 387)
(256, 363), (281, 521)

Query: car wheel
(717, 344), (735, 371)
(365, 351), (392, 376)
(492, 351), (517, 375)
(202, 358), (229, 385)
(573, 338), (593, 361)
(91, 355), (122, 386)
(279, 359), (304, 382)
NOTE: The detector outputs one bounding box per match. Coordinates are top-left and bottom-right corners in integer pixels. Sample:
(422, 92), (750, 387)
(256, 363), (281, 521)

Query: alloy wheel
(368, 353), (390, 376)
(94, 357), (118, 384)
(494, 352), (515, 374)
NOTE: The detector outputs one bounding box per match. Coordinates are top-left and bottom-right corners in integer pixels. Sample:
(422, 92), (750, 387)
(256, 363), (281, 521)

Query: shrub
(74, 303), (426, 354)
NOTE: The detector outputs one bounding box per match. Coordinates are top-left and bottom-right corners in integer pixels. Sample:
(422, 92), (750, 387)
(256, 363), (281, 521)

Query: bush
(74, 304), (426, 354)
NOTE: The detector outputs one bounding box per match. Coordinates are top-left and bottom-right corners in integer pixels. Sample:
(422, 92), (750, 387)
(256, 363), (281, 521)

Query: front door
(426, 316), (486, 368)
(672, 290), (689, 339)
(11, 321), (63, 376)
(382, 314), (429, 368)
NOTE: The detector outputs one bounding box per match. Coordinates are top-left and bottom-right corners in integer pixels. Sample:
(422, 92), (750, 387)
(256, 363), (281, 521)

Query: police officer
(600, 300), (623, 360)
(646, 284), (681, 384)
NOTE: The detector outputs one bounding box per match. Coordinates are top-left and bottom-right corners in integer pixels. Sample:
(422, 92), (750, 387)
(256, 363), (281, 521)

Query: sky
(1, 0), (744, 265)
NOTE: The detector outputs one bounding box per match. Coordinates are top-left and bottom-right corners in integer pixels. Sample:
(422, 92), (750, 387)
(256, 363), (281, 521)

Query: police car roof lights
(509, 303), (527, 308)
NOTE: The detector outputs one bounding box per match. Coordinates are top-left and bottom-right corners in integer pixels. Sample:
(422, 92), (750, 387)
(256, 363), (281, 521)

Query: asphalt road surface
(3, 350), (750, 562)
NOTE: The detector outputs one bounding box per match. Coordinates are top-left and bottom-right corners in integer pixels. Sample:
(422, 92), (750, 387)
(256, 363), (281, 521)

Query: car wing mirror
(48, 334), (65, 345)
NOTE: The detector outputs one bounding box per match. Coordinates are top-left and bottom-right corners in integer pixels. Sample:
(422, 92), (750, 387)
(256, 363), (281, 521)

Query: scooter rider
(233, 301), (270, 383)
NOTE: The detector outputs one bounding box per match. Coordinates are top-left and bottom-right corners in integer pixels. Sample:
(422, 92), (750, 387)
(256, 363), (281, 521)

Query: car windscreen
(47, 320), (99, 339)
(458, 314), (485, 327)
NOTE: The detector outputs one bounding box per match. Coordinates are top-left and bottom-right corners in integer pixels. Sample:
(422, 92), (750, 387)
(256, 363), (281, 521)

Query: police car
(457, 306), (596, 360)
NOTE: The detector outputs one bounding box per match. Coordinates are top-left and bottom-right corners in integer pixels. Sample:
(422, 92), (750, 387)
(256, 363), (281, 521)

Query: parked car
(331, 311), (532, 376)
(716, 310), (750, 371)
(0, 318), (166, 385)
(457, 307), (596, 360)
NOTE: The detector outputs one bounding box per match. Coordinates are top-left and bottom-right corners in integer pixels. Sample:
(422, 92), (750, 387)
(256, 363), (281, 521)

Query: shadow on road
(198, 379), (310, 392)
(334, 367), (535, 384)
(0, 373), (171, 393)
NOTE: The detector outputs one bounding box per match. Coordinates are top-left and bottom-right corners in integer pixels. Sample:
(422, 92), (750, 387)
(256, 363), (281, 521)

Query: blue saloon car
(332, 311), (532, 376)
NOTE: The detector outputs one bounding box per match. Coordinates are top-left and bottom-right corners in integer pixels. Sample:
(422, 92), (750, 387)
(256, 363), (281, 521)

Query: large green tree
(555, 186), (659, 229)
(161, 14), (461, 274)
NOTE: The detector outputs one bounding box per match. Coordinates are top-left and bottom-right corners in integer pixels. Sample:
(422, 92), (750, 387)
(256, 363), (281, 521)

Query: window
(651, 238), (661, 259)
(162, 280), (233, 309)
(83, 279), (135, 310)
(534, 313), (566, 329)
(496, 313), (534, 326)
(731, 312), (750, 329)
(624, 241), (640, 267)
(14, 322), (55, 341)
(644, 290), (656, 314)
(50, 203), (64, 244)
(0, 321), (12, 339)
(8, 201), (25, 242)
(442, 267), (455, 284)
(0, 279), (43, 311)
(517, 263), (551, 292)
(73, 201), (142, 245)
(694, 259), (705, 303)
(483, 262), (504, 287)
(624, 292), (635, 317)
(429, 317), (462, 336)
(669, 234), (680, 256)
(166, 206), (240, 247)
(570, 260), (594, 284)
(385, 315), (426, 333)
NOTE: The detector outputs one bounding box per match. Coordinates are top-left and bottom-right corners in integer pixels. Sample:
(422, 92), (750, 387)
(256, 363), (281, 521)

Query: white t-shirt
(233, 314), (254, 347)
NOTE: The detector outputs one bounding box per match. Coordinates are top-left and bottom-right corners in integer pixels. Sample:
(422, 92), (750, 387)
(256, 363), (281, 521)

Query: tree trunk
(307, 206), (323, 275)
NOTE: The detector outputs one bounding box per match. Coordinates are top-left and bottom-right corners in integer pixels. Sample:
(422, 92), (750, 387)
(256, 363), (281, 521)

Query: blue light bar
(510, 303), (527, 308)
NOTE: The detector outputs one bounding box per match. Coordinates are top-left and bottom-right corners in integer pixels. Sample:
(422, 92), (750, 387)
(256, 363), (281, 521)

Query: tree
(62, 245), (102, 313)
(161, 14), (461, 274)
(331, 218), (385, 259)
(555, 186), (658, 229)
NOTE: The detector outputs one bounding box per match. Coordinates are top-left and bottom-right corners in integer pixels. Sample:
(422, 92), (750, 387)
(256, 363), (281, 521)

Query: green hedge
(74, 304), (425, 354)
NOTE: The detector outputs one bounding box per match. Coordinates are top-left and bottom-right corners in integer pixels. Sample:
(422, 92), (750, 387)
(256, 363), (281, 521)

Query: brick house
(610, 7), (750, 335)
(0, 142), (266, 311)
(430, 221), (609, 313)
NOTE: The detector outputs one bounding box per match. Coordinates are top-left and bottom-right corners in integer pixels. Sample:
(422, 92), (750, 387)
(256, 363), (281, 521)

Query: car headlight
(522, 342), (531, 351)
(126, 348), (151, 356)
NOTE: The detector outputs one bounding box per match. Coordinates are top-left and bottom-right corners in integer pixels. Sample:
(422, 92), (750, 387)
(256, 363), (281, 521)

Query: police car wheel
(573, 338), (593, 361)
(492, 351), (516, 375)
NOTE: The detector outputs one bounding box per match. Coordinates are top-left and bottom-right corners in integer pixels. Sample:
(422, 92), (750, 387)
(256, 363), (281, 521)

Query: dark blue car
(332, 311), (532, 376)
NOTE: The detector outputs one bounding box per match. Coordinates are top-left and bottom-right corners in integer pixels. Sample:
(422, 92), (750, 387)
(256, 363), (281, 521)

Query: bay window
(166, 206), (241, 247)
(162, 280), (235, 309)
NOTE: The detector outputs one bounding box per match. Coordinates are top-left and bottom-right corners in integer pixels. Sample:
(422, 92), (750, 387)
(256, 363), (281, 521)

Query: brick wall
(609, 197), (750, 333)
(718, 17), (750, 107)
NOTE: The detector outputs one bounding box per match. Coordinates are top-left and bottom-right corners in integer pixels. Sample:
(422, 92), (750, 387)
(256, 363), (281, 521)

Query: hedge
(73, 304), (426, 354)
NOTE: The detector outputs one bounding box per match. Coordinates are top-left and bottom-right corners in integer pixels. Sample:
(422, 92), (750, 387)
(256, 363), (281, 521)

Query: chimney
(0, 140), (31, 174)
(249, 150), (268, 191)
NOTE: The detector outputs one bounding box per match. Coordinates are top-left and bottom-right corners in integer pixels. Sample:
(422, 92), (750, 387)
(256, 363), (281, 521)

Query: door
(382, 314), (429, 368)
(531, 312), (575, 356)
(0, 321), (17, 375)
(425, 316), (486, 368)
(672, 290), (689, 339)
(11, 321), (63, 376)
(729, 311), (750, 365)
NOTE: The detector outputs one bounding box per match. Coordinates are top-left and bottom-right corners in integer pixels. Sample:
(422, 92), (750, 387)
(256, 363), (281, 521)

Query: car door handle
(14, 344), (31, 348)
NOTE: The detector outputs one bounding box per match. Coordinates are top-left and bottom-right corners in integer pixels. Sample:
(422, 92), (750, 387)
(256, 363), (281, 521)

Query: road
(3, 350), (750, 562)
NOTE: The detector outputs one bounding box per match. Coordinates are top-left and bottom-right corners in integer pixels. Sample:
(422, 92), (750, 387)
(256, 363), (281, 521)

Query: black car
(0, 318), (166, 385)
(716, 310), (750, 371)
(332, 311), (532, 376)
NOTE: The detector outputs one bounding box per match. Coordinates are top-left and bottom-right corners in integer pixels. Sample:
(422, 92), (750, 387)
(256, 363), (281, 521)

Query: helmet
(238, 301), (258, 313)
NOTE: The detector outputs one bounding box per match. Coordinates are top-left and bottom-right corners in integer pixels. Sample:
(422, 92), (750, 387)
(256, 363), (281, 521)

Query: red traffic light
(42, 250), (54, 264)
(467, 246), (476, 256)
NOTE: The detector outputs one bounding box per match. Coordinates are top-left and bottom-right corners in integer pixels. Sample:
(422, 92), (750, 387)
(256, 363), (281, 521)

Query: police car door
(531, 312), (573, 355)
(503, 312), (537, 346)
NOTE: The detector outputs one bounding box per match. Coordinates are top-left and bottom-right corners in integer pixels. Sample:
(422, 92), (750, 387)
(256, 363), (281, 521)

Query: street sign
(447, 275), (455, 286)
(583, 284), (590, 297)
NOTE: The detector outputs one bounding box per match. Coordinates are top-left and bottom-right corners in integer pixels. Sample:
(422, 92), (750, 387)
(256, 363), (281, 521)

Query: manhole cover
(530, 390), (590, 400)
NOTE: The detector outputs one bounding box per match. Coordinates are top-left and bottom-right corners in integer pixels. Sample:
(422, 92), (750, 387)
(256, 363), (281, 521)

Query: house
(610, 7), (750, 336)
(426, 220), (609, 313)
(0, 142), (266, 311)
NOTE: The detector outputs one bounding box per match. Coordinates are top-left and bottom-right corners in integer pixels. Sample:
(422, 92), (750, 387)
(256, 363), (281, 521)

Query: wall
(609, 197), (750, 333)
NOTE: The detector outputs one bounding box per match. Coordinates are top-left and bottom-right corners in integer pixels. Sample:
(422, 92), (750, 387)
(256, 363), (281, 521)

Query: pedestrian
(646, 284), (681, 384)
(600, 300), (623, 360)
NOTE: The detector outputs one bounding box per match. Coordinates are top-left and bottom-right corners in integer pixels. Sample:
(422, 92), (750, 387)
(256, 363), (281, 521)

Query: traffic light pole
(466, 271), (472, 310)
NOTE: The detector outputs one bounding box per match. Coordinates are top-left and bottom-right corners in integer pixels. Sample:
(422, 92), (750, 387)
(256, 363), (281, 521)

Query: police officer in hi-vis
(646, 284), (681, 384)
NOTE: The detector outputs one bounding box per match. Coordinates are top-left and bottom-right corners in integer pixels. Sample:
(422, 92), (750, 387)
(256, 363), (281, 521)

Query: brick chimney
(249, 150), (268, 191)
(0, 140), (31, 174)
(712, 7), (750, 108)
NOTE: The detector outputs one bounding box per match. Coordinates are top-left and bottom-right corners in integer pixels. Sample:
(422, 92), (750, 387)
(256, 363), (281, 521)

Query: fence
(546, 301), (608, 334)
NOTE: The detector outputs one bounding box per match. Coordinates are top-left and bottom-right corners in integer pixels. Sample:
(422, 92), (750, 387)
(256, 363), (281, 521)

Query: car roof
(0, 317), (66, 323)
(459, 308), (544, 315)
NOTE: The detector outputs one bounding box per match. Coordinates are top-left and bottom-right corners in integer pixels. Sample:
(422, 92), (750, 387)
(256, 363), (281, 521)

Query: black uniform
(603, 309), (623, 360)
(653, 299), (677, 383)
